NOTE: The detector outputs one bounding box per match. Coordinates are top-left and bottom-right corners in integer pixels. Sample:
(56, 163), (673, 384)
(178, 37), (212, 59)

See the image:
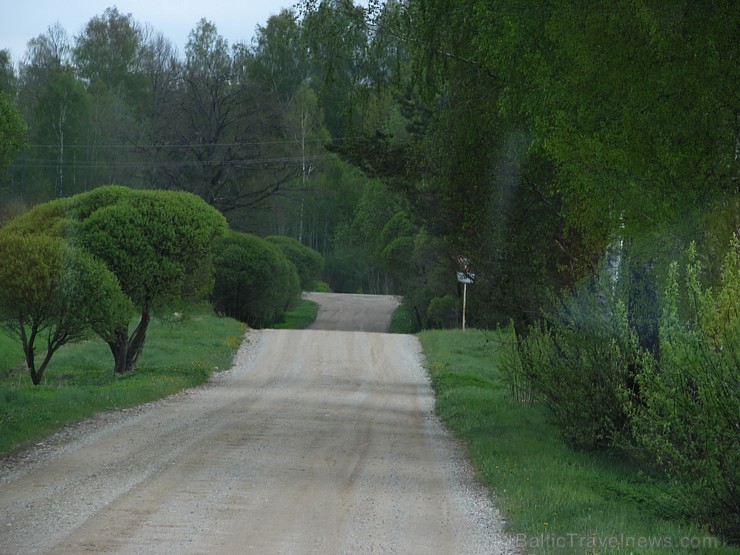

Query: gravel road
(0, 292), (517, 554)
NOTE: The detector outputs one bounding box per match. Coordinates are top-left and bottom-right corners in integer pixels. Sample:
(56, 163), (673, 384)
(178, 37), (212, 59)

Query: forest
(0, 0), (737, 540)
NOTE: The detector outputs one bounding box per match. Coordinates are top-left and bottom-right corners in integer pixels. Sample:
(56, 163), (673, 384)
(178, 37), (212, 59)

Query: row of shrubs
(211, 233), (323, 327)
(500, 237), (739, 541)
(0, 186), (324, 384)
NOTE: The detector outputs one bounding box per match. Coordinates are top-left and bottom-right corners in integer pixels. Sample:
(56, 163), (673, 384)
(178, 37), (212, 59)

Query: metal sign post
(462, 281), (467, 331)
(456, 256), (475, 331)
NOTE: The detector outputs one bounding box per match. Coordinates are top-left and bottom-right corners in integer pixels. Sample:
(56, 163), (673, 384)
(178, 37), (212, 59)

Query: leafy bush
(307, 280), (331, 293)
(426, 295), (458, 328)
(212, 231), (301, 327)
(266, 235), (324, 289)
(625, 239), (739, 540)
(509, 271), (636, 450)
(498, 323), (535, 403)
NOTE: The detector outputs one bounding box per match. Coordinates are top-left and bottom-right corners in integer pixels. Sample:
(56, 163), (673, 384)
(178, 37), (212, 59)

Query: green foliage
(307, 280), (331, 293)
(266, 235), (324, 289)
(508, 269), (637, 450)
(249, 9), (307, 101)
(388, 301), (417, 334)
(0, 92), (27, 173)
(498, 323), (535, 404)
(2, 196), (70, 235)
(458, 0), (739, 249)
(626, 239), (740, 540)
(301, 0), (374, 137)
(420, 328), (731, 554)
(73, 7), (145, 96)
(4, 186), (228, 374)
(212, 231), (301, 327)
(323, 241), (367, 294)
(21, 63), (91, 198)
(72, 188), (227, 310)
(503, 239), (740, 541)
(425, 295), (458, 329)
(0, 232), (132, 385)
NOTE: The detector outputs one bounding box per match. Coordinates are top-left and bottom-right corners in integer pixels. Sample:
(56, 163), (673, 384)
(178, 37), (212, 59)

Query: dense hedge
(265, 236), (324, 290)
(212, 231), (301, 327)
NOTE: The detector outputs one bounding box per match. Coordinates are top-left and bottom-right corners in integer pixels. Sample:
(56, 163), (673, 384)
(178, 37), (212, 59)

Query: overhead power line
(25, 137), (347, 150)
(11, 153), (333, 169)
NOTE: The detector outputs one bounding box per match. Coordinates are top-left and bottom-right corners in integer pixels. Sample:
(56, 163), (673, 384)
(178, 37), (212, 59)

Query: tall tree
(0, 92), (26, 176)
(72, 7), (149, 188)
(250, 10), (308, 103)
(15, 24), (90, 200)
(302, 0), (375, 137)
(73, 7), (145, 96)
(284, 82), (331, 242)
(0, 49), (17, 96)
(148, 19), (297, 214)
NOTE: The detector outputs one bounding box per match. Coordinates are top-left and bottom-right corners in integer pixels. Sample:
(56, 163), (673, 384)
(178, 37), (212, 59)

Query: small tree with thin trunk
(66, 187), (229, 373)
(0, 232), (132, 385)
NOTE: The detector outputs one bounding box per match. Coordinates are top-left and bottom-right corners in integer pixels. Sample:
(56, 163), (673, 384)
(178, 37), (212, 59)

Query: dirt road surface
(0, 293), (516, 554)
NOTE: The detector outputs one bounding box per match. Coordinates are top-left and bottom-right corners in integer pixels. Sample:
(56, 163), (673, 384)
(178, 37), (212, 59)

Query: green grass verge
(418, 328), (736, 554)
(0, 330), (24, 378)
(274, 299), (319, 329)
(0, 308), (245, 457)
(389, 301), (417, 334)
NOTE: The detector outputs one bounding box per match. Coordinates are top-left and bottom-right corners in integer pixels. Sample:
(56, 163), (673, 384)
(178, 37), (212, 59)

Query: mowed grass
(274, 298), (319, 329)
(0, 307), (245, 457)
(389, 302), (417, 334)
(418, 328), (736, 554)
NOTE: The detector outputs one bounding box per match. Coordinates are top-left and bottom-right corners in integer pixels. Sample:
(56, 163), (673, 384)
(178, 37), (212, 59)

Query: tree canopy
(1, 1), (737, 327)
(0, 91), (26, 175)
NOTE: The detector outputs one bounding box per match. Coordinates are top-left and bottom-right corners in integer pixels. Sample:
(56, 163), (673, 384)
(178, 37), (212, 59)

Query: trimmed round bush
(212, 231), (300, 327)
(266, 236), (324, 290)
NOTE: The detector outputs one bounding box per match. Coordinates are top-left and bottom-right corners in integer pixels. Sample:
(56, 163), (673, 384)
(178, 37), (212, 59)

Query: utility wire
(10, 154), (332, 169)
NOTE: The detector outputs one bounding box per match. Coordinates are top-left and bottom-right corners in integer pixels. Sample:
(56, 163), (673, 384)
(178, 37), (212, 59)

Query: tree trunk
(107, 311), (151, 374)
(126, 311), (150, 370)
(107, 327), (129, 375)
(627, 258), (660, 357)
(19, 322), (41, 385)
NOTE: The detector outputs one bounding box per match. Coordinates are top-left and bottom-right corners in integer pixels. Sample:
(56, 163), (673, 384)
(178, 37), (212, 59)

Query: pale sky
(0, 0), (299, 64)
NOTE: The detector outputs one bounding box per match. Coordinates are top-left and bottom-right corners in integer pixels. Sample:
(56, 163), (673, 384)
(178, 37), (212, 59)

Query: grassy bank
(0, 308), (245, 457)
(418, 328), (735, 554)
(275, 299), (319, 330)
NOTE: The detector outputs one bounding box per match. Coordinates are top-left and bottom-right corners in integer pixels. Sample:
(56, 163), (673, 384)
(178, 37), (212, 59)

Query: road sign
(455, 256), (475, 331)
(456, 256), (471, 273)
(457, 271), (475, 284)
